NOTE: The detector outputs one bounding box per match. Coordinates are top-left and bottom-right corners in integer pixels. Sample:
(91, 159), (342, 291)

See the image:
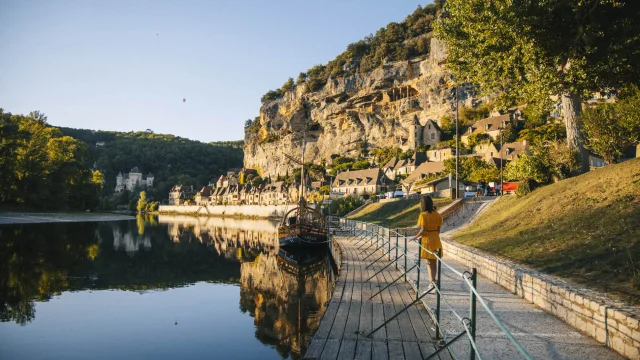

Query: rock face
(244, 38), (480, 177)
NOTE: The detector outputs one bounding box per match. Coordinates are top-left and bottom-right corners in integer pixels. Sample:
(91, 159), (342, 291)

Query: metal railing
(328, 199), (532, 360)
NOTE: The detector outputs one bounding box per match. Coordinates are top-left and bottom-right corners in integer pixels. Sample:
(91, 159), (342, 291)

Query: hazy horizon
(0, 0), (429, 143)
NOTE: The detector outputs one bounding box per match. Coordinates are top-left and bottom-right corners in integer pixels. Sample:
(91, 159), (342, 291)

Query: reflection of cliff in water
(158, 215), (280, 259)
(239, 248), (335, 359)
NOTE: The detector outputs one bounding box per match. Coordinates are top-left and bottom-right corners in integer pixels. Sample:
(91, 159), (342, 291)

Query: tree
(435, 0), (640, 171)
(580, 85), (640, 164)
(136, 191), (148, 212)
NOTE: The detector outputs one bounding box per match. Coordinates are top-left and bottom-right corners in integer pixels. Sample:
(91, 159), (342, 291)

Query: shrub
(516, 178), (539, 197)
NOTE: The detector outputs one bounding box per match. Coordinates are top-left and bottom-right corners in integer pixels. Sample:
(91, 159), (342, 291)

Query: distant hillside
(59, 127), (244, 200)
(454, 158), (640, 303)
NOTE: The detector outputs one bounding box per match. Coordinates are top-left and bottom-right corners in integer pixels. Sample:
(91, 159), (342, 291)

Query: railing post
(387, 230), (391, 258)
(404, 235), (408, 280)
(436, 248), (442, 340)
(469, 268), (478, 360)
(416, 253), (421, 301)
(395, 232), (399, 269)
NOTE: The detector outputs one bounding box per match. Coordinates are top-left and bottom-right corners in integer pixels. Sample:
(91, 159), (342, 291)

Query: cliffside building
(409, 116), (442, 149)
(331, 168), (389, 196)
(115, 167), (154, 192)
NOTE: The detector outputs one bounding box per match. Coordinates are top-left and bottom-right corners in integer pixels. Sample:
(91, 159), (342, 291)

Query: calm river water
(0, 215), (336, 360)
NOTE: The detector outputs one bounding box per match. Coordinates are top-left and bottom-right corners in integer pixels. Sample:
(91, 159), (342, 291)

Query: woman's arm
(412, 225), (426, 241)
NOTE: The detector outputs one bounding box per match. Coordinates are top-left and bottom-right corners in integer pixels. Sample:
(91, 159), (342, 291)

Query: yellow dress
(417, 211), (443, 260)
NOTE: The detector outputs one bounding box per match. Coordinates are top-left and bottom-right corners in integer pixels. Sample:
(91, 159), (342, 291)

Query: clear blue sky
(0, 0), (429, 143)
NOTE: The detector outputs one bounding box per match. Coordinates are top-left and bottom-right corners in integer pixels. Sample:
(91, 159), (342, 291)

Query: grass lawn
(454, 158), (640, 304)
(347, 197), (452, 229)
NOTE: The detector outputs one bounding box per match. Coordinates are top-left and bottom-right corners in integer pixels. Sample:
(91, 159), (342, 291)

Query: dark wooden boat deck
(303, 234), (451, 360)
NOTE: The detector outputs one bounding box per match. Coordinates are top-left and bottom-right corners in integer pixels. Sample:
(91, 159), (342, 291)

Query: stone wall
(158, 204), (292, 219)
(442, 240), (640, 359)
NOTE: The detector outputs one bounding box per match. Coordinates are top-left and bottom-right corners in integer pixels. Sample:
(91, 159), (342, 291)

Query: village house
(497, 140), (529, 162)
(168, 185), (195, 205)
(331, 168), (388, 197)
(413, 177), (477, 197)
(460, 114), (511, 146)
(426, 146), (468, 162)
(409, 116), (442, 149)
(260, 181), (290, 205)
(383, 152), (427, 180)
(195, 186), (214, 205)
(401, 161), (446, 193)
(115, 167), (154, 192)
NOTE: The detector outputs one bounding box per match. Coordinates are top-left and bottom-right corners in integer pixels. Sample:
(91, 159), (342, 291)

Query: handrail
(332, 207), (533, 360)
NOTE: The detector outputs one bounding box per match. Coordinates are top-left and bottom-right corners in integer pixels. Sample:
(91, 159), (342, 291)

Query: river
(0, 215), (336, 360)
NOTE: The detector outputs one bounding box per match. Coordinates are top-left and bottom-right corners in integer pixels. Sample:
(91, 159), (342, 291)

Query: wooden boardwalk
(303, 233), (451, 360)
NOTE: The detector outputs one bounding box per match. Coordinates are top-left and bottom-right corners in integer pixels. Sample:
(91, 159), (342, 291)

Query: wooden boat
(278, 132), (328, 248)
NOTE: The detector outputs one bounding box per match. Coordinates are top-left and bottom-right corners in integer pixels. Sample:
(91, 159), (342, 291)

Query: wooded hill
(59, 127), (244, 203)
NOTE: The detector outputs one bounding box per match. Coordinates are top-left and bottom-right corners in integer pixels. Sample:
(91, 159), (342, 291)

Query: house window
(428, 124), (431, 129)
(490, 152), (494, 156)
(431, 133), (435, 139)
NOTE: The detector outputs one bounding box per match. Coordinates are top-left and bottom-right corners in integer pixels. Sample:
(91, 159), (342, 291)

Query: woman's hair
(420, 195), (434, 213)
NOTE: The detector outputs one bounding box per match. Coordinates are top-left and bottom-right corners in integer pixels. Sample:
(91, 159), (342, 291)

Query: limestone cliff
(244, 38), (481, 177)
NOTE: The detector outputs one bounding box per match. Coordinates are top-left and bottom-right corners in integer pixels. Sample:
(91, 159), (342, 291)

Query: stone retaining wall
(158, 204), (291, 219)
(442, 240), (640, 359)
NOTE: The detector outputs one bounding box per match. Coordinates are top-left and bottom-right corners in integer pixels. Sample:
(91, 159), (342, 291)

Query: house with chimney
(331, 168), (388, 197)
(382, 152), (427, 180)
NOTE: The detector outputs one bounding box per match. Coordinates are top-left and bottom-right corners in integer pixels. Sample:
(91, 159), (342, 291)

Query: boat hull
(278, 225), (327, 247)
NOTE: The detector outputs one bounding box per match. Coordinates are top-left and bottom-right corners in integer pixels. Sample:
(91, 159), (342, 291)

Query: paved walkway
(399, 197), (623, 359)
(304, 232), (451, 360)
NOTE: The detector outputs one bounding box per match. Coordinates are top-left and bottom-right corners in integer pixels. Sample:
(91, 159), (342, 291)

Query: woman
(411, 195), (443, 285)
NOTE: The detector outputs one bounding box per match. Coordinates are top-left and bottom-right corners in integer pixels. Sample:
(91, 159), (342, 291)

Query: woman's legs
(426, 259), (438, 283)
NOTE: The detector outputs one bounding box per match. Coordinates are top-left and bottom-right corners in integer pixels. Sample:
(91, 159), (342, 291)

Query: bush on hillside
(328, 196), (364, 216)
(516, 178), (539, 197)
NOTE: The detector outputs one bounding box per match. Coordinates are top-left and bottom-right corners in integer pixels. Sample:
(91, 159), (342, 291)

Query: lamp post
(500, 127), (504, 196)
(454, 86), (460, 199)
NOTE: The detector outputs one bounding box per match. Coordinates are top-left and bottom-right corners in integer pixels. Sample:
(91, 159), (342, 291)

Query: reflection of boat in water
(240, 245), (335, 358)
(278, 133), (328, 248)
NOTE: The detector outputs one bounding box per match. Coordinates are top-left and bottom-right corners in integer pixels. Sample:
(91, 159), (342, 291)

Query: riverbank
(158, 204), (294, 220)
(0, 212), (135, 224)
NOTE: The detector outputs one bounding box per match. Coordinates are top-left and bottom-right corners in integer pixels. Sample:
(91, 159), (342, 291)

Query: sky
(0, 0), (429, 143)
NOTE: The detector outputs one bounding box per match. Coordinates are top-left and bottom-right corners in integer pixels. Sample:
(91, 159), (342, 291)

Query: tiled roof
(465, 114), (510, 135)
(402, 161), (445, 184)
(333, 168), (384, 187)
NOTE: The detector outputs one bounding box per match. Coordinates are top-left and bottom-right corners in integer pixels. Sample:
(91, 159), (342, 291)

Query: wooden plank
(403, 341), (423, 360)
(380, 269), (402, 341)
(320, 339), (341, 360)
(372, 340), (389, 360)
(386, 276), (418, 342)
(387, 340), (405, 359)
(354, 339), (372, 360)
(358, 278), (373, 337)
(315, 300), (340, 339)
(371, 302), (386, 340)
(336, 339), (357, 360)
(304, 338), (326, 360)
(343, 281), (362, 339)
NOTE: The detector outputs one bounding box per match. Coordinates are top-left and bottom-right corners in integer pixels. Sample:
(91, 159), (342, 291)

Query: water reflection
(0, 215), (335, 359)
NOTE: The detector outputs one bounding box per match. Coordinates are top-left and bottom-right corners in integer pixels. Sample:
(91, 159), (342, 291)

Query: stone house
(401, 161), (446, 193)
(426, 146), (468, 162)
(497, 140), (529, 163)
(472, 142), (501, 162)
(460, 114), (510, 146)
(409, 116), (442, 149)
(331, 168), (388, 197)
(195, 186), (214, 206)
(168, 185), (195, 205)
(383, 152), (427, 180)
(260, 181), (290, 205)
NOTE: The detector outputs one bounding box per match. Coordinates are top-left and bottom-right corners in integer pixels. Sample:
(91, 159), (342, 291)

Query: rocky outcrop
(244, 38), (483, 177)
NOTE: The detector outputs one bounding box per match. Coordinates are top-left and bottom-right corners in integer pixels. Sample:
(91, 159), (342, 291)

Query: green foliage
(435, 0), (640, 167)
(373, 147), (402, 166)
(466, 133), (490, 149)
(327, 195), (364, 216)
(580, 85), (640, 164)
(319, 185), (330, 195)
(517, 123), (566, 143)
(0, 110), (100, 210)
(352, 160), (371, 170)
(398, 149), (414, 160)
(504, 141), (581, 183)
(459, 103), (491, 127)
(259, 133), (280, 144)
(443, 157), (495, 182)
(136, 191), (148, 212)
(516, 178), (539, 197)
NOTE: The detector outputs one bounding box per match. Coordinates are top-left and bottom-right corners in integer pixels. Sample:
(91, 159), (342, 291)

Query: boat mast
(300, 131), (305, 205)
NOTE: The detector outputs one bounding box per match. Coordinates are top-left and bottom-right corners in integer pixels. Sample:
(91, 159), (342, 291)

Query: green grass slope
(454, 158), (640, 303)
(348, 197), (452, 229)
